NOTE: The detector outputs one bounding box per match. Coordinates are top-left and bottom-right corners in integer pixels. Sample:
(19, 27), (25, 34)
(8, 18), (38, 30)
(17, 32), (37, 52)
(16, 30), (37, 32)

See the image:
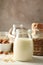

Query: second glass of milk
(13, 29), (33, 61)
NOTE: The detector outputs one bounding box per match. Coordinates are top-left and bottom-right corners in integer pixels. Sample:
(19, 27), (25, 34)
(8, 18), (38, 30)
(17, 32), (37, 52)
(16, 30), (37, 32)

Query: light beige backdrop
(0, 0), (43, 31)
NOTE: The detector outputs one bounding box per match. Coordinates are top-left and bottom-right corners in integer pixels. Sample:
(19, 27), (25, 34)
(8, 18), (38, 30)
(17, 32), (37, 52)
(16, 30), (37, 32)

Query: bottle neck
(16, 29), (30, 38)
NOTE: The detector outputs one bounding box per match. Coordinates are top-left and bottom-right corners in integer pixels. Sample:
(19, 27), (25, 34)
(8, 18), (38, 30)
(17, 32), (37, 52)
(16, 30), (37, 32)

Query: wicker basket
(33, 38), (43, 56)
(32, 29), (43, 56)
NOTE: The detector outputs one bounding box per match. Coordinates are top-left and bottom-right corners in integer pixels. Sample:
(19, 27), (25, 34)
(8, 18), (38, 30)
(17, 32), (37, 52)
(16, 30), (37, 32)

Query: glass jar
(9, 24), (25, 43)
(13, 29), (33, 61)
(32, 29), (43, 56)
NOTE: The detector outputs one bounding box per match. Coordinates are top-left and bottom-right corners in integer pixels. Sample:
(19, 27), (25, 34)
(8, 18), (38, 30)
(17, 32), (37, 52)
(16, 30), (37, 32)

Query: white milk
(13, 38), (33, 61)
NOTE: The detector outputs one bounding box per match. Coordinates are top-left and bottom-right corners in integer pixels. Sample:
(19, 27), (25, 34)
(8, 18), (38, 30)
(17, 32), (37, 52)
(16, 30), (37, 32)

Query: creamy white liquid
(14, 38), (33, 61)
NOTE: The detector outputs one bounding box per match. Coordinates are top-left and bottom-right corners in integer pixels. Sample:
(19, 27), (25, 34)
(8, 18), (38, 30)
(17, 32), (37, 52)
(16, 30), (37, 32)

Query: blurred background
(0, 0), (43, 31)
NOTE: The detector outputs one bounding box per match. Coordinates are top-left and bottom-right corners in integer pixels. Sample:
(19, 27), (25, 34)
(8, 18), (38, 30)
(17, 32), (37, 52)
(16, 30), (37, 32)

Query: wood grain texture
(0, 0), (43, 31)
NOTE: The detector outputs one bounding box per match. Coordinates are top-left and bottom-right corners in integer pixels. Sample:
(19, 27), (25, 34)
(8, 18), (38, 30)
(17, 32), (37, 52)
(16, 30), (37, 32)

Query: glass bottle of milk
(13, 29), (33, 61)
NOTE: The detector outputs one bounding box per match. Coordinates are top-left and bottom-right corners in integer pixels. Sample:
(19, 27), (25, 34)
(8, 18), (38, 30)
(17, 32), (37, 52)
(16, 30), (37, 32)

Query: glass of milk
(13, 29), (33, 61)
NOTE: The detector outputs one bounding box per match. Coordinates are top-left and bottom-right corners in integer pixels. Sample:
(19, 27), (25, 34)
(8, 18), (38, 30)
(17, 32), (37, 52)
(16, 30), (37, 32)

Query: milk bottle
(13, 29), (33, 61)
